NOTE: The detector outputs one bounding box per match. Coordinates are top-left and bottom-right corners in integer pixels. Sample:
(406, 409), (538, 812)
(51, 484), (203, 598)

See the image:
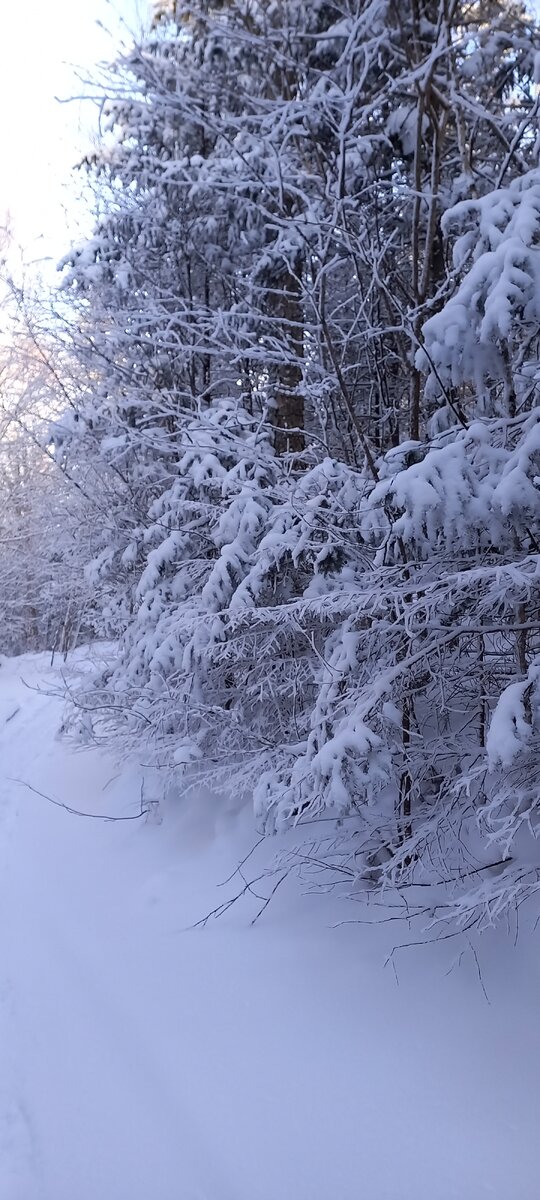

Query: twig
(217, 836), (266, 888)
(251, 873), (288, 924)
(8, 777), (149, 822)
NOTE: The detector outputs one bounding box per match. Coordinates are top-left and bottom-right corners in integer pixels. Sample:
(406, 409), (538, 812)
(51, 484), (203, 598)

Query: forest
(2, 0), (540, 935)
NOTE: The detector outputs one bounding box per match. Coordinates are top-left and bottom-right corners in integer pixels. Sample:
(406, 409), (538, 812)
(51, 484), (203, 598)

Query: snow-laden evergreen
(49, 0), (540, 929)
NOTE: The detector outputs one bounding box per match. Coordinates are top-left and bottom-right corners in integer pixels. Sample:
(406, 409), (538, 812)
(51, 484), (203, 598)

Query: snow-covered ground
(1, 651), (539, 1200)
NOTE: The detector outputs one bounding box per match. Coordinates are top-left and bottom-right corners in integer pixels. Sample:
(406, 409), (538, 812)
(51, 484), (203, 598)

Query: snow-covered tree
(0, 327), (99, 656)
(57, 0), (540, 930)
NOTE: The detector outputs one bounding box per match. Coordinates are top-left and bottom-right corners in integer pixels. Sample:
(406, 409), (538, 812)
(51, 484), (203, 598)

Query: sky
(0, 0), (149, 274)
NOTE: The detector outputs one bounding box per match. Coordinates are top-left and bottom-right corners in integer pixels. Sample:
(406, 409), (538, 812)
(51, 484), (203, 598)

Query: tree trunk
(272, 270), (304, 456)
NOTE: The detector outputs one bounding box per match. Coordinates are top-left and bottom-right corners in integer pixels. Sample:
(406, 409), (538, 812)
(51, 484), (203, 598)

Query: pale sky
(0, 0), (149, 272)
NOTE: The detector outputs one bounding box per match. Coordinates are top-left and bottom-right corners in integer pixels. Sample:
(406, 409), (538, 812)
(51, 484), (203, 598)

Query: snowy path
(1, 652), (540, 1200)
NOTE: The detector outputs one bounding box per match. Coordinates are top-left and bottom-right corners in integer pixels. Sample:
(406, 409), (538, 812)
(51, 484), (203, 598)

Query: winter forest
(2, 1), (540, 1193)
(3, 0), (540, 931)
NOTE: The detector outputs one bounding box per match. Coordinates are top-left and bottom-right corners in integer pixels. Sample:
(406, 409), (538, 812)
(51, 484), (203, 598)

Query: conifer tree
(61, 0), (540, 929)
